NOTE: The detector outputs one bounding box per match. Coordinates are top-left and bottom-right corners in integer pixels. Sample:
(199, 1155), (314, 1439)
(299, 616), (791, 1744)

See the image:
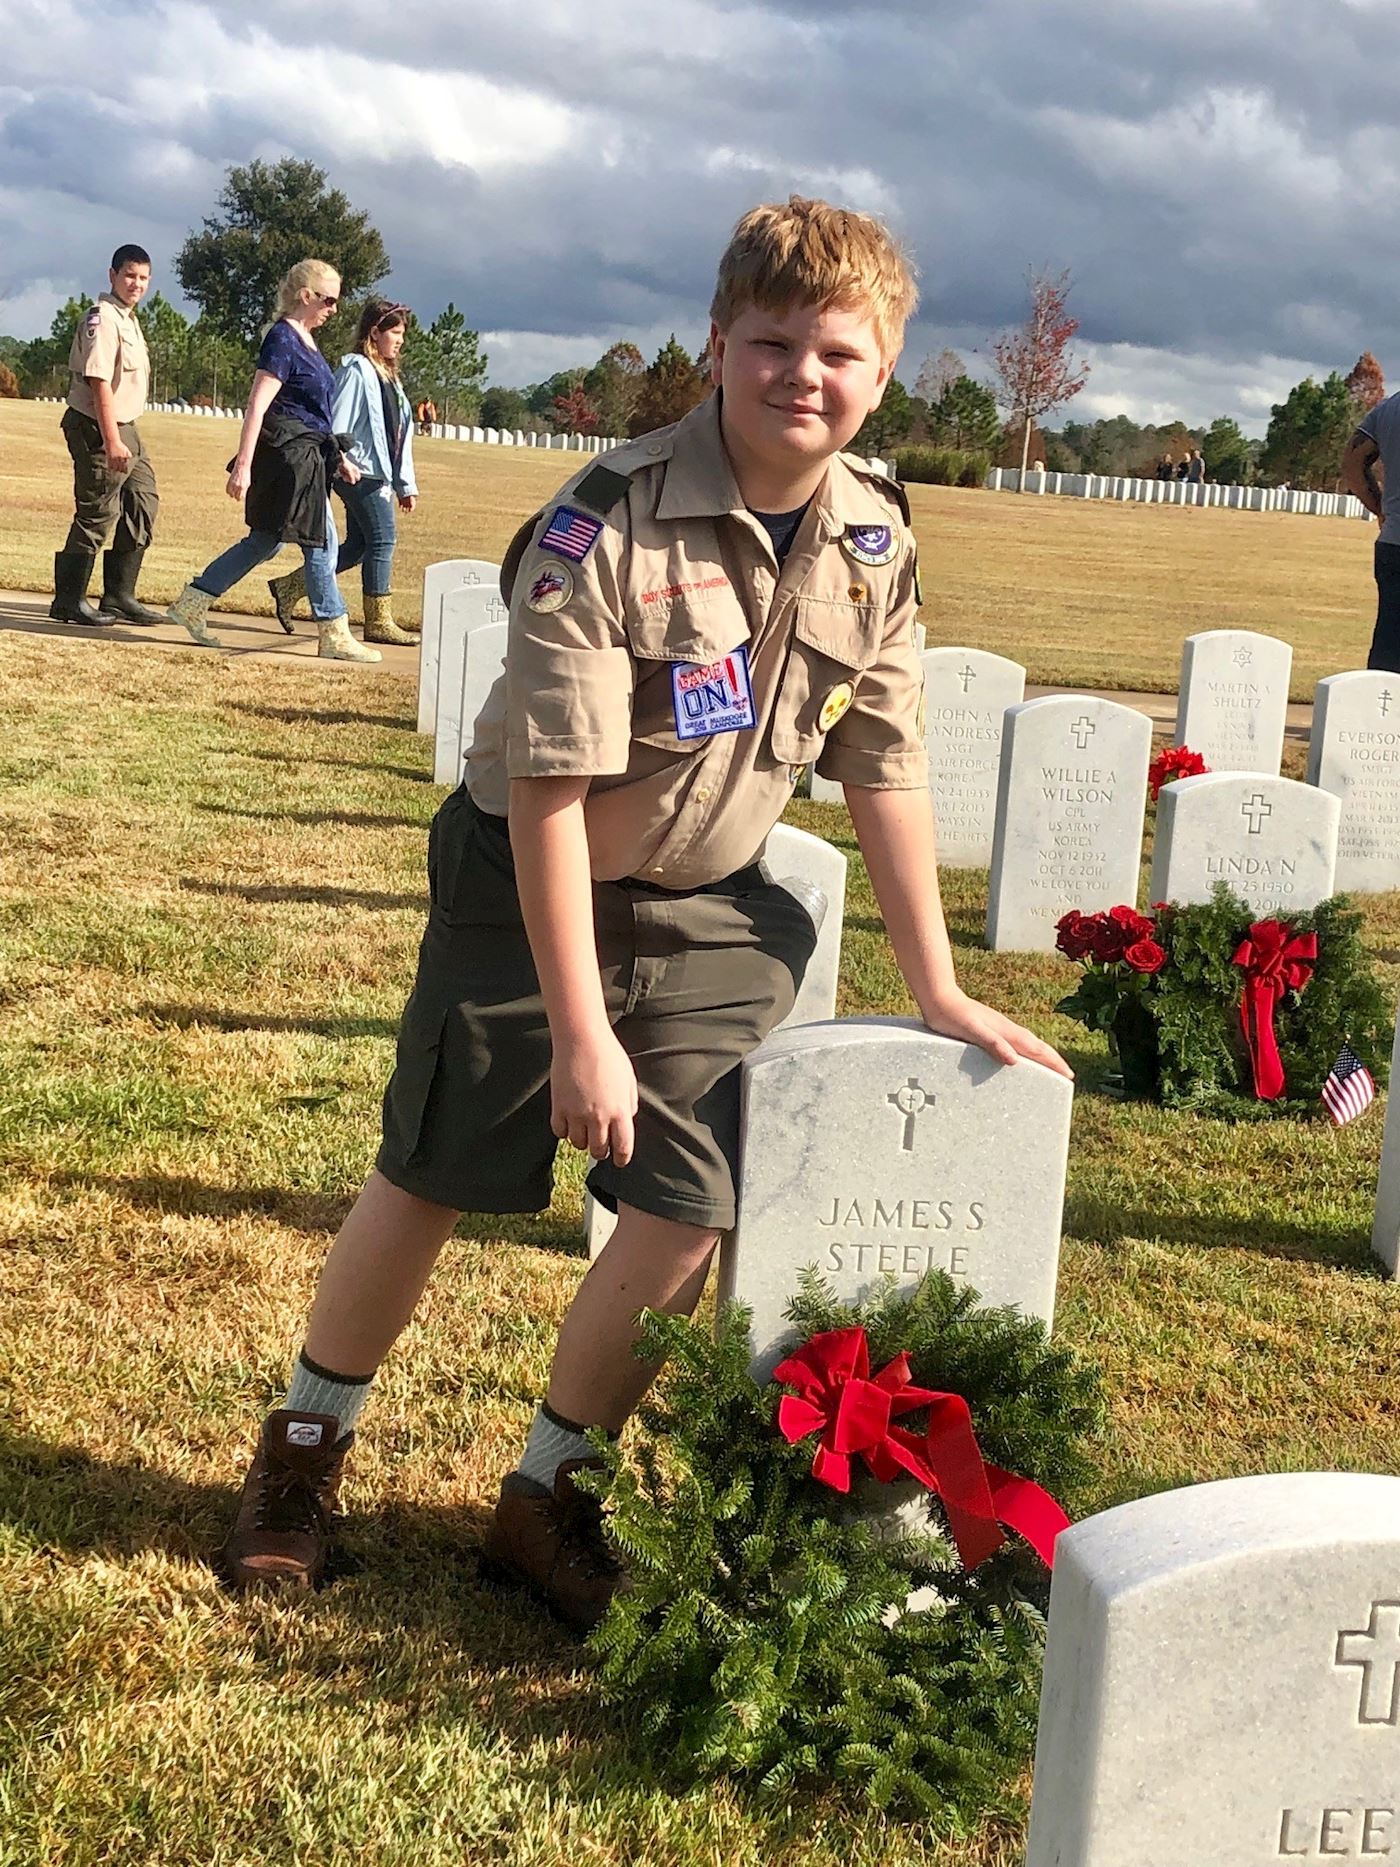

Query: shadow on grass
(227, 702), (414, 732)
(1065, 1187), (1375, 1270)
(220, 748), (430, 783)
(199, 803), (428, 832)
(138, 1001), (399, 1040)
(180, 878), (425, 912)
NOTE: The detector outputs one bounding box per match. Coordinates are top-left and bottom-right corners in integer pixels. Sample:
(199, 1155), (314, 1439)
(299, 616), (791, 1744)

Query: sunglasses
(316, 293), (339, 308)
(374, 304), (409, 331)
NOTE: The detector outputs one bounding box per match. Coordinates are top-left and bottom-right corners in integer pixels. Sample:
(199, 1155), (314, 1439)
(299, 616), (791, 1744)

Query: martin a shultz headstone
(922, 647), (1026, 866)
(717, 1017), (1072, 1377)
(1308, 672), (1400, 894)
(1175, 629), (1293, 775)
(416, 559), (501, 734)
(1026, 1471), (1400, 1867)
(1149, 772), (1339, 913)
(985, 696), (1152, 953)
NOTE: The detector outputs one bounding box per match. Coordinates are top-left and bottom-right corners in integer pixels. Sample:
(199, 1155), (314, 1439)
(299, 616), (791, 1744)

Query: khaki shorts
(376, 789), (817, 1231)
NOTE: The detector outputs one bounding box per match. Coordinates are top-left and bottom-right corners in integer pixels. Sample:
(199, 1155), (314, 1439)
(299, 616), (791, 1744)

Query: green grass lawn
(3, 633), (1400, 1865)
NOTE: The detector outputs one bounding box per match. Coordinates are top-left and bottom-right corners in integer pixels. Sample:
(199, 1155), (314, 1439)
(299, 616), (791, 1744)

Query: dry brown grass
(1, 399), (1379, 695)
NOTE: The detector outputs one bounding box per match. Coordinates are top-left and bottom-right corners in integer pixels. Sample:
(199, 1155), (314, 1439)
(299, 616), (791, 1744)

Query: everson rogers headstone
(1175, 629), (1292, 775)
(1307, 672), (1400, 894)
(922, 647), (1025, 866)
(416, 559), (501, 733)
(1149, 772), (1339, 914)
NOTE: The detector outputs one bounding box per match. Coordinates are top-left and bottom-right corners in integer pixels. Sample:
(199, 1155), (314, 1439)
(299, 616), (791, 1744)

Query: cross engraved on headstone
(1241, 792), (1273, 834)
(887, 1077), (934, 1151)
(1381, 690), (1394, 718)
(1336, 1601), (1400, 1724)
(958, 664), (977, 692)
(464, 571), (481, 585)
(1233, 645), (1253, 668)
(488, 596), (508, 623)
(1070, 715), (1096, 750)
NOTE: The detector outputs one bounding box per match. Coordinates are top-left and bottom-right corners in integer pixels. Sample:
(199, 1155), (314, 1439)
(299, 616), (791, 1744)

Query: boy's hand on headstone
(919, 988), (1073, 1081)
(550, 1028), (640, 1164)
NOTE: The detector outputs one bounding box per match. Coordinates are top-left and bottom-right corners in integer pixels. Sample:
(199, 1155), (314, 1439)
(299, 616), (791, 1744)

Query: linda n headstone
(1307, 672), (1400, 894)
(922, 647), (1026, 867)
(416, 559), (501, 733)
(985, 696), (1152, 953)
(1026, 1471), (1400, 1867)
(1175, 629), (1292, 776)
(717, 1017), (1072, 1377)
(431, 589), (510, 784)
(1149, 772), (1339, 913)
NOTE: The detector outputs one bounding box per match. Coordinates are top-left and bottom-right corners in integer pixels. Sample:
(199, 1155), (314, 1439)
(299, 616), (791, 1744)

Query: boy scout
(50, 244), (163, 628)
(219, 197), (1071, 1629)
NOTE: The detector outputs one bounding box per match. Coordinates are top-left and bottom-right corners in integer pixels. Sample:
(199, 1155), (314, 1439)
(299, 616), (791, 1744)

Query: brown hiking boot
(479, 1458), (628, 1634)
(220, 1409), (352, 1593)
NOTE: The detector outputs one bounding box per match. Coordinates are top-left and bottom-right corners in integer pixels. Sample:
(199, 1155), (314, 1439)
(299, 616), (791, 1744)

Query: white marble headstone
(1307, 672), (1400, 894)
(1369, 1001), (1400, 1279)
(416, 559), (501, 733)
(1026, 1472), (1400, 1867)
(922, 647), (1025, 866)
(1149, 772), (1339, 913)
(430, 589), (510, 784)
(717, 1017), (1071, 1376)
(435, 619), (508, 787)
(1175, 629), (1293, 775)
(985, 696), (1152, 952)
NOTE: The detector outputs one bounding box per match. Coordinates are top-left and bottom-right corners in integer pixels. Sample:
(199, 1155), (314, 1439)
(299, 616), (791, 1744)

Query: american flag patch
(1322, 1043), (1376, 1127)
(539, 505), (604, 563)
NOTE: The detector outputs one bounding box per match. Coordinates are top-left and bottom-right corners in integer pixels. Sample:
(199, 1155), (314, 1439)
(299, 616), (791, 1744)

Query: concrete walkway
(0, 585), (1315, 738)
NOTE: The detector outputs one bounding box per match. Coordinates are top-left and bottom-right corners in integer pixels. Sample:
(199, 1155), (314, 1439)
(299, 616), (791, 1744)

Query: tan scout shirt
(67, 293), (150, 425)
(467, 393), (927, 889)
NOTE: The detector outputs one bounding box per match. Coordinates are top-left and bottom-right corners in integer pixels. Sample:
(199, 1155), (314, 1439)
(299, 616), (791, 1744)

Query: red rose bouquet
(1148, 745), (1208, 802)
(1055, 905), (1168, 1094)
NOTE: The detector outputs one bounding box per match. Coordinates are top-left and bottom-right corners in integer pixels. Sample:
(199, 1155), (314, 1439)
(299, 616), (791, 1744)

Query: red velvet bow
(773, 1326), (1070, 1570)
(1231, 919), (1317, 1100)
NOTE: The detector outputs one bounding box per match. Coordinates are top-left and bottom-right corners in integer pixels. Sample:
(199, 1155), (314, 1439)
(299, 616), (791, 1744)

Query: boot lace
(254, 1457), (334, 1537)
(556, 1489), (623, 1581)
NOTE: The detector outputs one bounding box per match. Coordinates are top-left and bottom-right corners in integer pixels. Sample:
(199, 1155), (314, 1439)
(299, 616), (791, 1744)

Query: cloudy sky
(2, 0), (1395, 431)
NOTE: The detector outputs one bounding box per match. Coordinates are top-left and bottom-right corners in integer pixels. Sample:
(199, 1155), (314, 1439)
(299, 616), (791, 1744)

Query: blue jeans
(335, 477), (398, 597)
(195, 499), (344, 621)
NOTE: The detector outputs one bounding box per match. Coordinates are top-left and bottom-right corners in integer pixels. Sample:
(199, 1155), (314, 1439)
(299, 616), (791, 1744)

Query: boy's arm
(508, 775), (639, 1163)
(845, 785), (1073, 1079)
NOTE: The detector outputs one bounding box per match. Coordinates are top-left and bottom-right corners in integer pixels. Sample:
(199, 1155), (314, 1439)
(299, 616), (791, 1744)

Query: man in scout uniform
(218, 197), (1071, 1628)
(50, 244), (164, 627)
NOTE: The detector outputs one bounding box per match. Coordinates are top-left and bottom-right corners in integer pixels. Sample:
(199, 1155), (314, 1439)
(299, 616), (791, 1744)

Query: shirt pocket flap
(791, 595), (884, 670)
(770, 597), (885, 765)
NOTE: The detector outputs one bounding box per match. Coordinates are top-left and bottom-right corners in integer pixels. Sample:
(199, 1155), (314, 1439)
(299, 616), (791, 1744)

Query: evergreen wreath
(582, 1271), (1102, 1826)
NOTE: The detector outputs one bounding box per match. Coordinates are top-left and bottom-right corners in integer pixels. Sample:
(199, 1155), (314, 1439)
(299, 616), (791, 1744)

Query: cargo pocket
(381, 1002), (448, 1169)
(770, 595), (884, 765)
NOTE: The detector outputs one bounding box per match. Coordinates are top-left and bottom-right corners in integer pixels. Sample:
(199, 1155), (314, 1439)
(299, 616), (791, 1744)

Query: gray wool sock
(283, 1350), (375, 1439)
(516, 1403), (599, 1489)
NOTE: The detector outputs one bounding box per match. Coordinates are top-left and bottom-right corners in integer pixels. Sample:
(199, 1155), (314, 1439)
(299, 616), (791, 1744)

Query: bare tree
(991, 269), (1089, 479)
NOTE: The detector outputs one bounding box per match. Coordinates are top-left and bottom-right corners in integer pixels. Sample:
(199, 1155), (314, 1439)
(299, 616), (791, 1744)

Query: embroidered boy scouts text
(540, 505), (605, 563)
(671, 646), (757, 740)
(641, 576), (730, 606)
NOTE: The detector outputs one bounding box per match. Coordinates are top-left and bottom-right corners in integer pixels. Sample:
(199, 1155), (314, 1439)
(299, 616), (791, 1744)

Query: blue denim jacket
(330, 354), (418, 496)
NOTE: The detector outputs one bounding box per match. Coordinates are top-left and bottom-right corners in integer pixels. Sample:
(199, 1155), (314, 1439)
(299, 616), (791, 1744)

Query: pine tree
(628, 336), (710, 436)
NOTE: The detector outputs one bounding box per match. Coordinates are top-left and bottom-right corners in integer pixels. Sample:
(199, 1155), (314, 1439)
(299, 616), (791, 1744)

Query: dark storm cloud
(5, 0), (1400, 423)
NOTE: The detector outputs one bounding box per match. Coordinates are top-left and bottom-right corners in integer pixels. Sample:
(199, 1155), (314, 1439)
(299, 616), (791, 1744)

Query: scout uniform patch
(842, 523), (897, 568)
(526, 562), (573, 613)
(540, 505), (604, 563)
(818, 682), (855, 732)
(671, 647), (757, 740)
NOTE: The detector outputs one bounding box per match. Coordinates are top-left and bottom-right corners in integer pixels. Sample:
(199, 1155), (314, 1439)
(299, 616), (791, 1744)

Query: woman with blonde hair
(270, 299), (420, 646)
(166, 258), (378, 661)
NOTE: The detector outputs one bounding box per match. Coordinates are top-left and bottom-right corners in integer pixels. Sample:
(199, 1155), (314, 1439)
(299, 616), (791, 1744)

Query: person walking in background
(50, 243), (164, 628)
(1156, 453), (1175, 481)
(1343, 398), (1400, 671)
(416, 397), (436, 437)
(165, 259), (379, 662)
(270, 301), (420, 647)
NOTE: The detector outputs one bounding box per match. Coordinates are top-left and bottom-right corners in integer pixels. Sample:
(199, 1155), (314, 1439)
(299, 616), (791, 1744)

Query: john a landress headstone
(416, 559), (501, 733)
(923, 647), (1026, 866)
(586, 825), (850, 1259)
(1308, 672), (1400, 893)
(985, 696), (1152, 953)
(1149, 772), (1339, 913)
(1175, 629), (1292, 775)
(435, 620), (508, 787)
(431, 589), (509, 784)
(1369, 999), (1400, 1279)
(1026, 1471), (1400, 1867)
(717, 1017), (1072, 1376)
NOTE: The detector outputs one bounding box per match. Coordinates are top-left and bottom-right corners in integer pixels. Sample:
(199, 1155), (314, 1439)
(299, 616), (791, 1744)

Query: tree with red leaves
(991, 268), (1090, 479)
(1345, 351), (1385, 414)
(553, 384), (601, 435)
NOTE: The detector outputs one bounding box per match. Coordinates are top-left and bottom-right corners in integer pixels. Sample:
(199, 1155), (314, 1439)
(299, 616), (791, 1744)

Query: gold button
(651, 867), (664, 875)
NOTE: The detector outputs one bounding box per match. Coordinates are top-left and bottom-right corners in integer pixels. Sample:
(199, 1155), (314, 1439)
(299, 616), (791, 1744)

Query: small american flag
(1321, 1043), (1376, 1127)
(539, 504), (604, 563)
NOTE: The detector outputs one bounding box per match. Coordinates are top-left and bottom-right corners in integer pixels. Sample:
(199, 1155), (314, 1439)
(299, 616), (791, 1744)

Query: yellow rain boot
(362, 593), (417, 646)
(166, 582), (221, 648)
(317, 614), (382, 663)
(268, 565), (306, 635)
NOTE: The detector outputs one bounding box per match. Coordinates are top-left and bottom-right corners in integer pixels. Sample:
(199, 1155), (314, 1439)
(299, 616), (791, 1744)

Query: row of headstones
(992, 465), (1371, 520)
(148, 402), (244, 418)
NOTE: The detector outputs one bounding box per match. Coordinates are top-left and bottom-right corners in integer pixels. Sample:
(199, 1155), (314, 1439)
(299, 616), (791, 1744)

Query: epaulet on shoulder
(841, 450), (911, 526)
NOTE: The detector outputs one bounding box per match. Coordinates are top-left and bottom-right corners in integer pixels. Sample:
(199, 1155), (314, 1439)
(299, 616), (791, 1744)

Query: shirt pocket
(625, 598), (752, 753)
(770, 595), (885, 764)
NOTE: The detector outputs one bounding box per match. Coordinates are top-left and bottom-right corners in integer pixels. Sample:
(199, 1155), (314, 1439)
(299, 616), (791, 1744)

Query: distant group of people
(1155, 448), (1207, 484)
(50, 248), (423, 661)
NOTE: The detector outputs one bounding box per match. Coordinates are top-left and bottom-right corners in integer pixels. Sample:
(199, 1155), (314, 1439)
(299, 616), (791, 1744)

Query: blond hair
(710, 196), (918, 361)
(275, 258), (340, 321)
